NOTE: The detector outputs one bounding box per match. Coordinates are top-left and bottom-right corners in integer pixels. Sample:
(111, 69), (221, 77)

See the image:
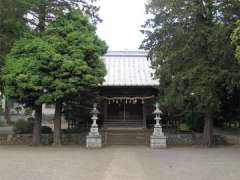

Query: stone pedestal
(86, 135), (102, 148)
(86, 126), (102, 148)
(150, 125), (167, 149)
(150, 135), (167, 149)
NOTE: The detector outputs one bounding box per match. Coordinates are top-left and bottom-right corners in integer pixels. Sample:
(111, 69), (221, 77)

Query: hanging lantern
(142, 99), (145, 104)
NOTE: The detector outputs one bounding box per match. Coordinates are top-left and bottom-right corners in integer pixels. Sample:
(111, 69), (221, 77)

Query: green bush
(13, 119), (53, 134)
(178, 123), (191, 132)
(13, 119), (33, 134)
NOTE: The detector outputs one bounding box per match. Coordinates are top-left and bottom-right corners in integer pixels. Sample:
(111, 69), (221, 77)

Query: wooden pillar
(143, 102), (147, 128)
(123, 102), (126, 122)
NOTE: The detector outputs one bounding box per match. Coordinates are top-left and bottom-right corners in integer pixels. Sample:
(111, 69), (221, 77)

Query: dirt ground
(0, 145), (240, 180)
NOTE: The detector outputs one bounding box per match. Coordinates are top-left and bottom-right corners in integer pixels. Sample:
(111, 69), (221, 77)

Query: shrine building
(98, 51), (159, 129)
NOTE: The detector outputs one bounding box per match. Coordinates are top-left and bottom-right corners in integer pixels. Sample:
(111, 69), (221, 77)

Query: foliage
(231, 20), (240, 60)
(0, 0), (31, 61)
(40, 10), (107, 103)
(3, 36), (58, 106)
(3, 10), (107, 145)
(4, 9), (107, 105)
(0, 0), (34, 97)
(13, 119), (52, 134)
(13, 119), (33, 134)
(142, 0), (240, 145)
(178, 123), (191, 132)
(27, 0), (101, 32)
(63, 89), (98, 125)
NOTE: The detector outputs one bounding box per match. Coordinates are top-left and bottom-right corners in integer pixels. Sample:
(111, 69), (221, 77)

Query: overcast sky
(96, 0), (147, 51)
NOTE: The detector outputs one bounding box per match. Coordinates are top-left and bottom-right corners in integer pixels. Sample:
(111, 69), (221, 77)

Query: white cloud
(97, 0), (147, 51)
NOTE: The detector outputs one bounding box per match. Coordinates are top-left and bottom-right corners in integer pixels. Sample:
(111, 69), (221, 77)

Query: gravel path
(0, 145), (240, 180)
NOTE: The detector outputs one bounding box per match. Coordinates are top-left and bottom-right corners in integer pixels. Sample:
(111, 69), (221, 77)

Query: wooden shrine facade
(97, 51), (160, 129)
(98, 86), (158, 128)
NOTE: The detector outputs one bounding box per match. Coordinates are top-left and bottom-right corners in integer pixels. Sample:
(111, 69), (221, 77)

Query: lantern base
(86, 134), (102, 148)
(150, 135), (167, 149)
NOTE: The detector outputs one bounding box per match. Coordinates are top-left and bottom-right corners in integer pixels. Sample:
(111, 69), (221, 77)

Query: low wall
(218, 134), (240, 145)
(0, 133), (87, 145)
(0, 132), (227, 146)
(166, 133), (226, 146)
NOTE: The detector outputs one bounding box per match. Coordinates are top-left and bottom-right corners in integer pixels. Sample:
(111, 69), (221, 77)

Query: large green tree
(1, 0), (102, 144)
(3, 36), (58, 145)
(0, 0), (33, 124)
(3, 10), (107, 146)
(142, 0), (240, 146)
(43, 10), (107, 146)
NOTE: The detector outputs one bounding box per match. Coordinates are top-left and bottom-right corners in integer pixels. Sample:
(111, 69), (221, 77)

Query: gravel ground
(0, 145), (240, 180)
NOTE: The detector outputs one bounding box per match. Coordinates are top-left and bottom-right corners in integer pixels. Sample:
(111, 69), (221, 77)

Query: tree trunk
(202, 111), (213, 147)
(53, 101), (62, 146)
(32, 105), (42, 146)
(4, 97), (11, 125)
(38, 3), (47, 32)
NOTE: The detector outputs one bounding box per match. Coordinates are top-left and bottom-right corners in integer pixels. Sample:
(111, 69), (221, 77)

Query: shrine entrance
(104, 100), (144, 128)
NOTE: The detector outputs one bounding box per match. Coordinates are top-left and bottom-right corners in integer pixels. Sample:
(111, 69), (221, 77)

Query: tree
(24, 0), (101, 146)
(3, 10), (107, 146)
(142, 0), (240, 147)
(0, 0), (33, 124)
(1, 0), (102, 144)
(3, 36), (59, 145)
(231, 20), (240, 60)
(63, 88), (100, 130)
(42, 10), (107, 146)
(27, 0), (101, 32)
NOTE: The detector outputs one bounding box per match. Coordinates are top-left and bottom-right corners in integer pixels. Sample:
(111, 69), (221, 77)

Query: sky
(96, 0), (147, 51)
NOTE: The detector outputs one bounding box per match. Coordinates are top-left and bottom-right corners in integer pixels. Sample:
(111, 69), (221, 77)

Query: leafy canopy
(141, 0), (240, 116)
(3, 10), (107, 107)
(42, 10), (107, 102)
(27, 0), (101, 32)
(3, 36), (58, 106)
(0, 0), (33, 66)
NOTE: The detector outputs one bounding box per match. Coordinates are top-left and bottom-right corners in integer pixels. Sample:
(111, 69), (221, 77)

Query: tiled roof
(101, 51), (159, 86)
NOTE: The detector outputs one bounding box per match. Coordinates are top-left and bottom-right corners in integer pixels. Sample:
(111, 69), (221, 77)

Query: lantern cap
(90, 103), (99, 114)
(153, 103), (162, 115)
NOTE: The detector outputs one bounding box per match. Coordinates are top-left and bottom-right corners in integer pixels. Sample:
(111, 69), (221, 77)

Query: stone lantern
(86, 103), (102, 148)
(150, 103), (167, 148)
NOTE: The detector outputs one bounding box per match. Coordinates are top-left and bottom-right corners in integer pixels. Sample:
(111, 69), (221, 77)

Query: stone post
(150, 103), (167, 148)
(86, 103), (102, 148)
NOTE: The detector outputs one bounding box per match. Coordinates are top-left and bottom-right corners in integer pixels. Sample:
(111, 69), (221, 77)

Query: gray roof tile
(101, 51), (159, 86)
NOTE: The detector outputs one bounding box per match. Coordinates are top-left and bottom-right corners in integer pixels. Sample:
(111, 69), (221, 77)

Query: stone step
(104, 130), (151, 145)
(104, 121), (144, 128)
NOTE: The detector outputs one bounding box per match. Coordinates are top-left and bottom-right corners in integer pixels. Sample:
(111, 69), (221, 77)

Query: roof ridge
(104, 51), (147, 57)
